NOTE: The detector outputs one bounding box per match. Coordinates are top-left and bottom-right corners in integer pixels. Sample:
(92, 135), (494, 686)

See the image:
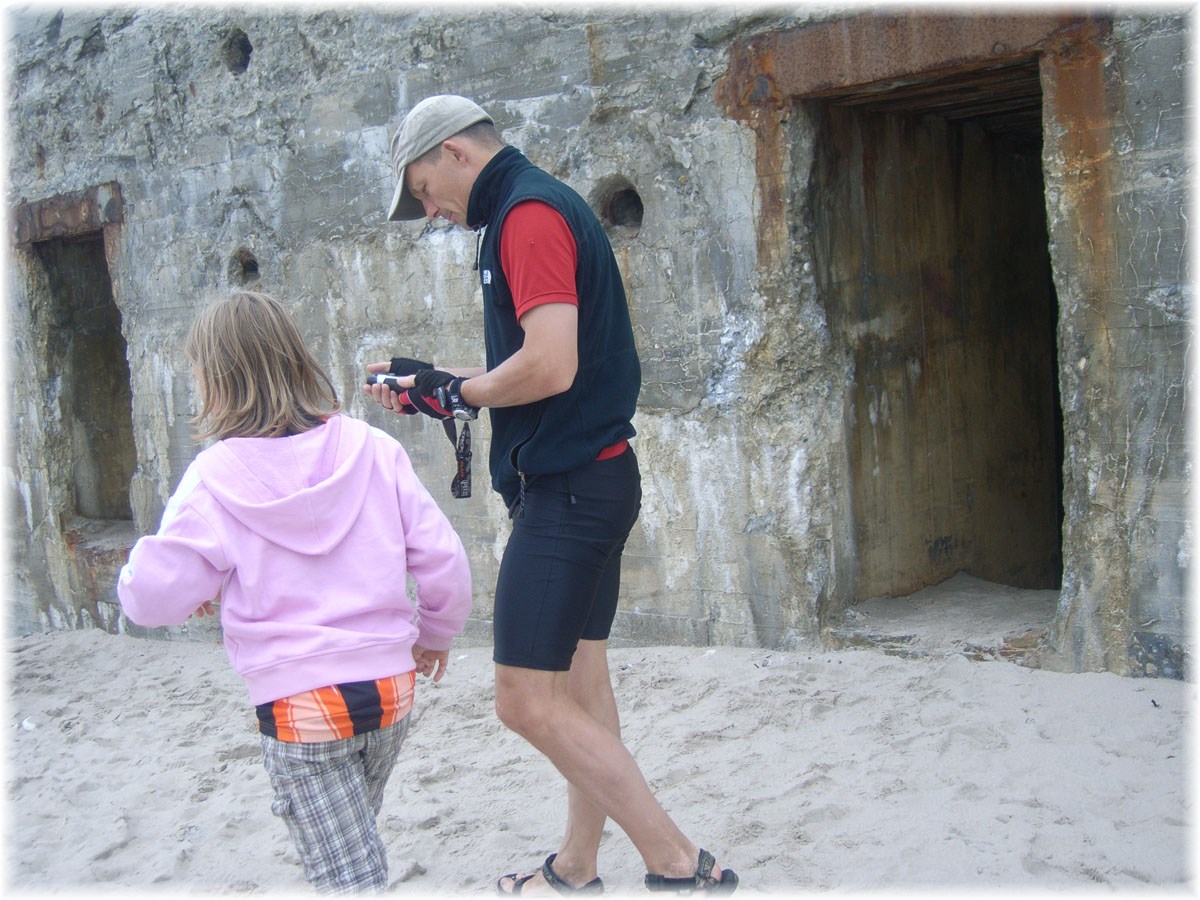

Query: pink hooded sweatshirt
(118, 414), (472, 706)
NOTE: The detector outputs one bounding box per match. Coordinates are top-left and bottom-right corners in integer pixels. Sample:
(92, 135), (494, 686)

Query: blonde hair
(185, 291), (340, 441)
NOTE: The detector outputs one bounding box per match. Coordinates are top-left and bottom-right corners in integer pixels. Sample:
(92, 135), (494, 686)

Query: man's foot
(645, 849), (737, 894)
(497, 854), (604, 896)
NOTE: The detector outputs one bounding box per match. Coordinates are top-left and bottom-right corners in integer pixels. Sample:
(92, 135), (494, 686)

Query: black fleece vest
(466, 147), (641, 507)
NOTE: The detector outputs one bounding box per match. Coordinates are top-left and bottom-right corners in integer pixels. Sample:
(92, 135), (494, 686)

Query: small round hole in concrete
(230, 248), (260, 285)
(605, 188), (643, 229)
(221, 27), (253, 75)
(591, 177), (644, 246)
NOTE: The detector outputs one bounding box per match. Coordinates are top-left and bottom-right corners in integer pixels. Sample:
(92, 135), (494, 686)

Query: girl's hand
(412, 645), (450, 682)
(192, 599), (218, 618)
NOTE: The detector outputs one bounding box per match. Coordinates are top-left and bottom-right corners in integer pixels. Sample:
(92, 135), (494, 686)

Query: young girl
(118, 291), (471, 894)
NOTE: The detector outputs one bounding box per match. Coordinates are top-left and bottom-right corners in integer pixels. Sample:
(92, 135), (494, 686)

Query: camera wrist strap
(441, 419), (472, 499)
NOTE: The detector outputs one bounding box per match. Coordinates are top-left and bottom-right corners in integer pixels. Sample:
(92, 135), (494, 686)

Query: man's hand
(363, 361), (420, 414)
(406, 369), (474, 421)
(412, 646), (450, 682)
(364, 361), (484, 417)
(413, 368), (459, 396)
(389, 357), (434, 377)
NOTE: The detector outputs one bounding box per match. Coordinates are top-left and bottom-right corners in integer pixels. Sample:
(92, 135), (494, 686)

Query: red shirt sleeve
(499, 200), (578, 321)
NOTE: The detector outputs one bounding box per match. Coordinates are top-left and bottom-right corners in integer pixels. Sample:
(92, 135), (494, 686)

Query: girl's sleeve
(393, 445), (472, 650)
(117, 465), (230, 628)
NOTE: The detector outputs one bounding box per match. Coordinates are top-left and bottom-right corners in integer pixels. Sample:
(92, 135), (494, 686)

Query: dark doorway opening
(809, 59), (1064, 602)
(32, 233), (136, 523)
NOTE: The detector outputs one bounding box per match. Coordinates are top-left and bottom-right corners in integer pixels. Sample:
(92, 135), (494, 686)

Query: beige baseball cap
(387, 95), (493, 221)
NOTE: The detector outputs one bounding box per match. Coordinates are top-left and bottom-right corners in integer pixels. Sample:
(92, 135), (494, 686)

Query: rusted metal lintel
(12, 181), (124, 246)
(717, 12), (1106, 116)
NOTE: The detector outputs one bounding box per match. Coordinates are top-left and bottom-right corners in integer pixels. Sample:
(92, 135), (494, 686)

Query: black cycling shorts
(492, 447), (641, 671)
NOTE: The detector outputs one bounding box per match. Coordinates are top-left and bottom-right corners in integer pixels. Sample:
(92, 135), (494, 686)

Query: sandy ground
(5, 623), (1193, 896)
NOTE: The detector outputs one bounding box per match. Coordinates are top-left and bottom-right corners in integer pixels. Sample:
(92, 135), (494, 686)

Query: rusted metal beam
(717, 12), (1104, 115)
(12, 181), (124, 246)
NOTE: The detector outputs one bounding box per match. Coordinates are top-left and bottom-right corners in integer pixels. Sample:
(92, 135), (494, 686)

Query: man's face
(405, 149), (471, 227)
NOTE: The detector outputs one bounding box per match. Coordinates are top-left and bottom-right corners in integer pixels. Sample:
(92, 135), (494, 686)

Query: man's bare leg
(494, 656), (724, 887)
(497, 640), (615, 894)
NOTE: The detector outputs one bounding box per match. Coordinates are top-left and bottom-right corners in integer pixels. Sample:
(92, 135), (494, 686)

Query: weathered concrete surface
(1038, 16), (1191, 677)
(5, 8), (1189, 676)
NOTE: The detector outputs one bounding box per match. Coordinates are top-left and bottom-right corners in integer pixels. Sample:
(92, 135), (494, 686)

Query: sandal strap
(497, 868), (541, 895)
(541, 854), (605, 895)
(645, 849), (737, 894)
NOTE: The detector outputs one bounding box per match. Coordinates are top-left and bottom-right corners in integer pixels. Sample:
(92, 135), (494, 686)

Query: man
(365, 94), (737, 896)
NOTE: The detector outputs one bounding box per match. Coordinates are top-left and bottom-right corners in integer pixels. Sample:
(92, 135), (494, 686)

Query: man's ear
(441, 137), (471, 165)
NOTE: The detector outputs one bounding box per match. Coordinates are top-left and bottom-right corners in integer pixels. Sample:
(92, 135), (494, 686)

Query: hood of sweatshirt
(195, 414), (377, 556)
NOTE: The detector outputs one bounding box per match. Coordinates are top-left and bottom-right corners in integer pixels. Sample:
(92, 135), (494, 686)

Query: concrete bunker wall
(6, 9), (1189, 676)
(719, 12), (1190, 676)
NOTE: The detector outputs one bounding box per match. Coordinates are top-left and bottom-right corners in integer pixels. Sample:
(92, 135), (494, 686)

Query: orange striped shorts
(256, 671), (416, 743)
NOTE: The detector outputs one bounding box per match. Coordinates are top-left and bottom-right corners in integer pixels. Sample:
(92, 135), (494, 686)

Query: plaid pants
(261, 715), (411, 894)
